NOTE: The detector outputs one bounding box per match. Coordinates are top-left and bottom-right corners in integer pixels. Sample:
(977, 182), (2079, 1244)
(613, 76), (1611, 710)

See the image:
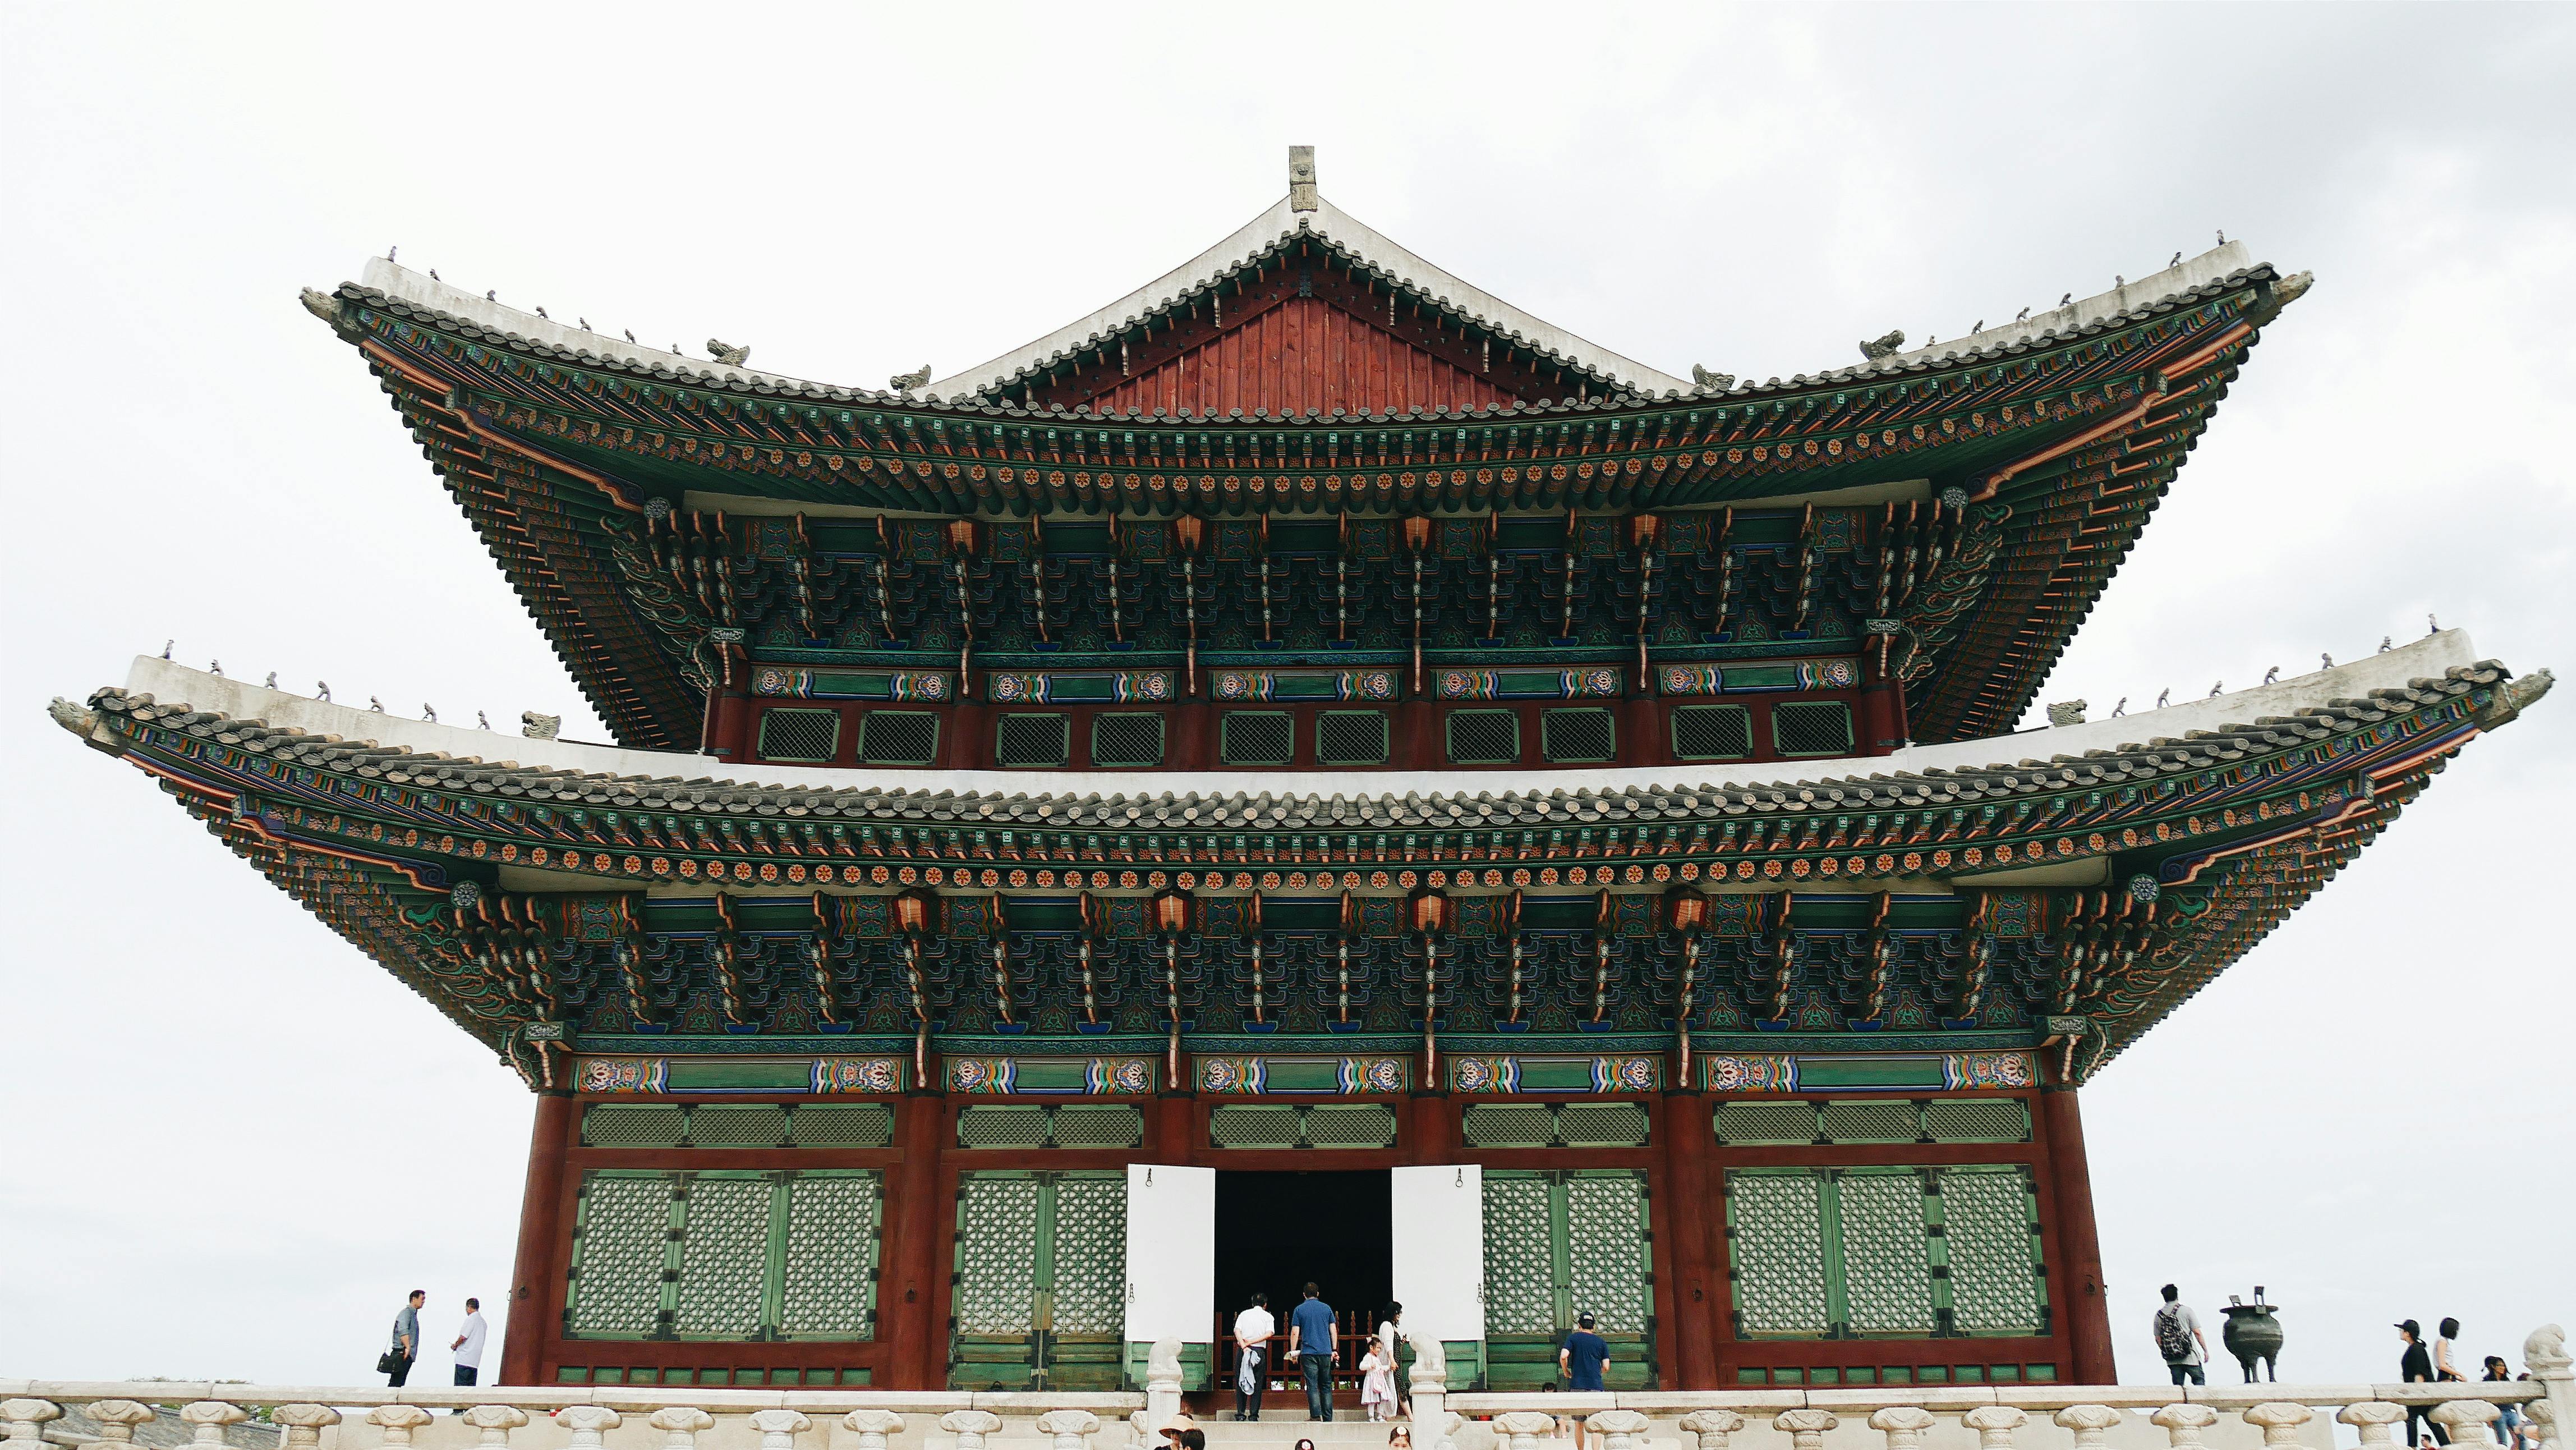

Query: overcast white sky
(3, 2), (2568, 1396)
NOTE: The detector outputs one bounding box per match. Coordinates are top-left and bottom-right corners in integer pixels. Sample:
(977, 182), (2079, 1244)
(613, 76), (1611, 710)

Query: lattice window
(1925, 1099), (2031, 1144)
(1820, 1100), (1920, 1144)
(777, 1172), (882, 1339)
(1089, 713), (1165, 768)
(1936, 1166), (2044, 1334)
(688, 1105), (789, 1146)
(1542, 708), (1616, 763)
(1772, 700), (1855, 757)
(793, 1104), (895, 1148)
(583, 1105), (685, 1148)
(957, 1105), (1053, 1149)
(1727, 1171), (1830, 1336)
(673, 1175), (772, 1338)
(995, 713), (1069, 768)
(1048, 1175), (1128, 1335)
(567, 1172), (671, 1337)
(1304, 1104), (1399, 1148)
(858, 710), (940, 765)
(756, 708), (840, 764)
(1209, 1104), (1304, 1148)
(1717, 1100), (1818, 1145)
(1671, 704), (1752, 760)
(1220, 710), (1294, 766)
(1564, 1172), (1650, 1333)
(953, 1176), (1042, 1335)
(1051, 1105), (1144, 1148)
(1315, 710), (1390, 765)
(1838, 1170), (1935, 1335)
(1481, 1173), (1557, 1336)
(1461, 1104), (1556, 1148)
(1446, 709), (1521, 764)
(1558, 1102), (1650, 1148)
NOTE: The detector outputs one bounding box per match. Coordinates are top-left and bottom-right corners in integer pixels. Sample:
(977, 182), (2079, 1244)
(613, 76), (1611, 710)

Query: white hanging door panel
(1391, 1163), (1485, 1342)
(1124, 1163), (1216, 1346)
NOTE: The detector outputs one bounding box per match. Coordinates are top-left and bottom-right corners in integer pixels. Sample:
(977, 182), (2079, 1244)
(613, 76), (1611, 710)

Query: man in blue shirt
(1286, 1282), (1338, 1421)
(1560, 1311), (1609, 1391)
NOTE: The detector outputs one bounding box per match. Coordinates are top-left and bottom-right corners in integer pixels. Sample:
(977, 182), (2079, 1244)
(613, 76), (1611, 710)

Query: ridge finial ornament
(1859, 329), (1906, 361)
(1691, 364), (1736, 391)
(706, 338), (751, 366)
(1289, 145), (1318, 212)
(890, 364), (931, 394)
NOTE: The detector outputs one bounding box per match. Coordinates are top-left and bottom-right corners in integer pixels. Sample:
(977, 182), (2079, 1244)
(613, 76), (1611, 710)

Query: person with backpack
(2152, 1284), (2211, 1385)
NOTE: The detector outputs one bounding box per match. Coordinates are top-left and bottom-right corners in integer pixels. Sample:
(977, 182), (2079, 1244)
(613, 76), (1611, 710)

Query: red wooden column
(2039, 1085), (2116, 1384)
(1151, 1087), (1198, 1163)
(1659, 1090), (1719, 1389)
(498, 1091), (575, 1387)
(884, 1091), (949, 1388)
(1410, 1090), (1456, 1162)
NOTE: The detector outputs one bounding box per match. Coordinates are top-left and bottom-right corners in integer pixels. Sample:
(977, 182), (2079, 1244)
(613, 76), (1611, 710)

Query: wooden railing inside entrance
(1211, 1307), (1392, 1396)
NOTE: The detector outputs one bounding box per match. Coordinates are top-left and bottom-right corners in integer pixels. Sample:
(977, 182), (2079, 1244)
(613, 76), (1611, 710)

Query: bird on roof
(423, 704), (438, 722)
(2155, 688), (2170, 709)
(2379, 635), (2392, 653)
(478, 711), (491, 730)
(2207, 681), (2224, 698)
(624, 329), (636, 343)
(265, 672), (278, 689)
(2059, 292), (2073, 306)
(2427, 612), (2440, 635)
(486, 290), (496, 302)
(579, 317), (591, 331)
(161, 639), (172, 660)
(2218, 228), (2227, 245)
(1690, 364), (1735, 390)
(2015, 306), (2030, 322)
(317, 681), (330, 701)
(388, 245), (397, 261)
(889, 363), (931, 392)
(210, 659), (223, 677)
(429, 268), (440, 281)
(535, 305), (550, 319)
(2262, 666), (2280, 685)
(2111, 698), (2127, 717)
(673, 343), (684, 355)
(2115, 275), (2126, 287)
(369, 696), (385, 712)
(1857, 329), (1906, 361)
(2321, 652), (2334, 669)
(709, 338), (752, 366)
(1971, 320), (1984, 333)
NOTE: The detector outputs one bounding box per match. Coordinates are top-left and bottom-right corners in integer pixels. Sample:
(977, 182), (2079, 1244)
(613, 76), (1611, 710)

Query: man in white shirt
(450, 1298), (489, 1389)
(1231, 1291), (1276, 1421)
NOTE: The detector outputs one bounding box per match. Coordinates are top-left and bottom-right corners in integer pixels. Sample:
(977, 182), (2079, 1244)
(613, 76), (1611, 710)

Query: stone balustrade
(0, 1324), (2564, 1450)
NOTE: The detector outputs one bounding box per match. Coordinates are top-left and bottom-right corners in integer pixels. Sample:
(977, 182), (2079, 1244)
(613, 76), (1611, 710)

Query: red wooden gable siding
(1066, 296), (1524, 417)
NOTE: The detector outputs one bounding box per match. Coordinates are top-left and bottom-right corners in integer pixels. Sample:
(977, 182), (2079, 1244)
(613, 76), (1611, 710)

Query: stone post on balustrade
(2531, 1325), (2574, 1450)
(2240, 1402), (2312, 1450)
(2336, 1401), (2406, 1450)
(2150, 1403), (2219, 1450)
(1407, 1331), (1450, 1450)
(556, 1406), (623, 1450)
(1496, 1411), (1560, 1450)
(1963, 1407), (2027, 1450)
(1775, 1408), (1840, 1450)
(1679, 1411), (1745, 1450)
(1869, 1406), (1934, 1450)
(1589, 1410), (1653, 1450)
(2053, 1406), (2123, 1450)
(1144, 1338), (1186, 1434)
(941, 1411), (1004, 1450)
(273, 1406), (342, 1450)
(1036, 1409), (1101, 1450)
(83, 1401), (159, 1450)
(750, 1410), (812, 1450)
(646, 1408), (709, 1450)
(1, 1399), (63, 1450)
(842, 1411), (903, 1450)
(2431, 1403), (2501, 1449)
(369, 1404), (435, 1450)
(180, 1402), (250, 1450)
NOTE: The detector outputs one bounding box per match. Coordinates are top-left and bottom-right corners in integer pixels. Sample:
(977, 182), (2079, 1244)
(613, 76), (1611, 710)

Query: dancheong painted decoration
(53, 148), (2550, 1398)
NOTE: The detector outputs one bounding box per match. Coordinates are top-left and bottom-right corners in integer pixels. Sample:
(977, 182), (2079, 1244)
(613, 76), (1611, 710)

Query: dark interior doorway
(1213, 1169), (1393, 1342)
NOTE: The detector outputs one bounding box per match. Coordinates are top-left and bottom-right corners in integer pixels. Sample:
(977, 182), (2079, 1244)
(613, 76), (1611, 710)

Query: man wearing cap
(1561, 1310), (1610, 1390)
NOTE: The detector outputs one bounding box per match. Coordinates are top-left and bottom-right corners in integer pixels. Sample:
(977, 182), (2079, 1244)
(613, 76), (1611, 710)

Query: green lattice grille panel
(996, 713), (1070, 768)
(1315, 710), (1390, 765)
(1221, 711), (1294, 765)
(778, 1173), (882, 1339)
(674, 1176), (771, 1337)
(1717, 1100), (1819, 1145)
(756, 708), (840, 763)
(1482, 1173), (1557, 1336)
(1209, 1105), (1304, 1147)
(1446, 709), (1520, 764)
(1089, 713), (1165, 767)
(1925, 1099), (2031, 1143)
(688, 1105), (790, 1146)
(1557, 1103), (1650, 1147)
(1728, 1171), (1830, 1335)
(958, 1105), (1053, 1148)
(1672, 704), (1752, 760)
(1771, 700), (1855, 756)
(567, 1172), (671, 1337)
(1305, 1104), (1399, 1147)
(1837, 1171), (1935, 1334)
(1461, 1104), (1556, 1148)
(583, 1105), (686, 1147)
(858, 710), (940, 765)
(953, 1175), (1042, 1334)
(1051, 1105), (1145, 1148)
(1542, 708), (1616, 763)
(1048, 1175), (1128, 1334)
(1820, 1100), (1920, 1144)
(1565, 1172), (1650, 1332)
(793, 1104), (896, 1147)
(1936, 1167), (2044, 1334)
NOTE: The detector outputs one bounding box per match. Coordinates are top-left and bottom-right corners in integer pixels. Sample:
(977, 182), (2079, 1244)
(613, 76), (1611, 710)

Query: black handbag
(376, 1349), (403, 1375)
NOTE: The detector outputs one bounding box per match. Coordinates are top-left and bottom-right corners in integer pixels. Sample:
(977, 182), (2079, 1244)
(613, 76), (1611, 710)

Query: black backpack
(2154, 1304), (2193, 1362)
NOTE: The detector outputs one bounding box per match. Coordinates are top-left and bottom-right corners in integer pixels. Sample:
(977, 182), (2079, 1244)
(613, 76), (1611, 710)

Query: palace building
(57, 150), (2547, 1398)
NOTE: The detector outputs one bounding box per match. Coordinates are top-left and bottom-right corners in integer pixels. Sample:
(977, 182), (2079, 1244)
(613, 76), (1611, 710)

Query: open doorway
(1212, 1169), (1393, 1351)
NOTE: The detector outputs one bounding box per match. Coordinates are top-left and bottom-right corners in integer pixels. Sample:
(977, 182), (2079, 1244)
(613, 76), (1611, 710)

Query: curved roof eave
(103, 631), (2485, 812)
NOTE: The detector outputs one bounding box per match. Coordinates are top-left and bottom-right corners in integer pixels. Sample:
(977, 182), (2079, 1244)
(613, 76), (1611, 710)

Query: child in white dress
(1360, 1343), (1397, 1421)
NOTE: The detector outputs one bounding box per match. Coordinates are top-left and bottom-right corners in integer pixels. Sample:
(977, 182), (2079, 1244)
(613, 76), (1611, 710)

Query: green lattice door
(1480, 1169), (1655, 1389)
(1724, 1165), (2045, 1340)
(950, 1170), (1128, 1389)
(563, 1169), (882, 1342)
